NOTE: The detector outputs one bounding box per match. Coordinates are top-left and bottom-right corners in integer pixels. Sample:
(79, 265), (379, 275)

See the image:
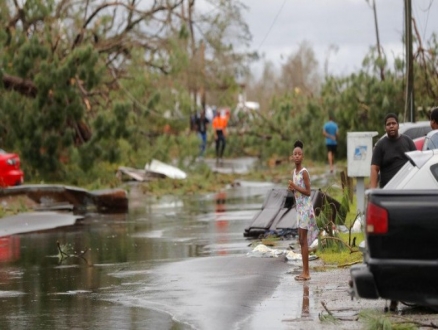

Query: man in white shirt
(424, 107), (438, 150)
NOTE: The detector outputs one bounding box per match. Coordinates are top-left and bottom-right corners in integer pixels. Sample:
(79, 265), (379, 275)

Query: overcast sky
(240, 0), (438, 77)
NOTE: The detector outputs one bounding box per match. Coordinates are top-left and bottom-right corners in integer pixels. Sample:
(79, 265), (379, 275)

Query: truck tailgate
(366, 190), (438, 260)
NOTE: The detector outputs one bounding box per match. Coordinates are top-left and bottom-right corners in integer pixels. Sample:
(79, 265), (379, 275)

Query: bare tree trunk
(2, 73), (37, 97)
(186, 0), (196, 111)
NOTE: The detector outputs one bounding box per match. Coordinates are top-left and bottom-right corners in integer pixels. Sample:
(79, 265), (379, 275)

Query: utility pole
(371, 0), (385, 81)
(404, 0), (415, 122)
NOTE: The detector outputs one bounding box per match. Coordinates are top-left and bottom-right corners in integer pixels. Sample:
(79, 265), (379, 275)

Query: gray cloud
(241, 0), (437, 76)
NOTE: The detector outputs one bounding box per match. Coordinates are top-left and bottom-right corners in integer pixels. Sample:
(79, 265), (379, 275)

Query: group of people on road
(193, 108), (229, 162)
(289, 107), (438, 284)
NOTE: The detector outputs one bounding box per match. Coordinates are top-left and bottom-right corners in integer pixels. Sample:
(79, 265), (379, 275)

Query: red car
(0, 150), (24, 187)
(413, 136), (426, 150)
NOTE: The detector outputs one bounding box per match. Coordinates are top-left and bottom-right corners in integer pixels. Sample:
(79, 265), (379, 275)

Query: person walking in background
(424, 106), (438, 150)
(288, 140), (319, 282)
(194, 110), (209, 159)
(323, 114), (339, 174)
(370, 113), (416, 189)
(212, 110), (227, 163)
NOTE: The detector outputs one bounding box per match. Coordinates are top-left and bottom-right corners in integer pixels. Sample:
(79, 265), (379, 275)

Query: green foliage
(237, 42), (438, 163)
(316, 245), (363, 266)
(1, 1), (438, 188)
(316, 187), (348, 230)
(359, 310), (418, 330)
(313, 180), (364, 261)
(338, 188), (351, 222)
(318, 312), (338, 324)
(0, 200), (29, 216)
(0, 0), (254, 184)
(3, 39), (104, 180)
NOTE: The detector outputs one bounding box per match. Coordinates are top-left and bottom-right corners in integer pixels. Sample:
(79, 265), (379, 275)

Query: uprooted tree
(2, 0), (438, 185)
(0, 0), (253, 181)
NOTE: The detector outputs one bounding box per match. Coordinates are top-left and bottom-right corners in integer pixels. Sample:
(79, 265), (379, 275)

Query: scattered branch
(320, 301), (359, 322)
(57, 240), (90, 265)
(337, 260), (362, 268)
(321, 301), (334, 317)
(2, 74), (38, 97)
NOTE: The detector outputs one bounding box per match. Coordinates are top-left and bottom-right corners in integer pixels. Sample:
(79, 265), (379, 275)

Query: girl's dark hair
(294, 140), (304, 149)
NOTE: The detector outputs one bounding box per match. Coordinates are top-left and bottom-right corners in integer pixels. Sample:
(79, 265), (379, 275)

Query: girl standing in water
(288, 140), (319, 281)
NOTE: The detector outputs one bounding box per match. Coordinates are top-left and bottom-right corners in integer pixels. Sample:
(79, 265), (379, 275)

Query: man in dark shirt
(194, 110), (209, 158)
(370, 113), (416, 188)
(370, 113), (416, 312)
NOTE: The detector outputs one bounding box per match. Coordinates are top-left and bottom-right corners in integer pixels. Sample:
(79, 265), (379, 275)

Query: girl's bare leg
(298, 228), (310, 279)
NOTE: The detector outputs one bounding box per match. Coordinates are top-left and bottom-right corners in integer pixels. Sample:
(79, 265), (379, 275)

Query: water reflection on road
(0, 180), (299, 329)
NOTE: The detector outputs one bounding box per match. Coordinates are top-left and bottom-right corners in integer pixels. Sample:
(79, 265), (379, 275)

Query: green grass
(359, 310), (419, 330)
(316, 246), (363, 267)
(316, 231), (364, 266)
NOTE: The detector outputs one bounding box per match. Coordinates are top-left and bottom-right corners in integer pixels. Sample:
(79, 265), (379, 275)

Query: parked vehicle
(397, 121), (432, 140)
(0, 149), (24, 187)
(350, 149), (438, 309)
(384, 149), (438, 189)
(413, 136), (426, 150)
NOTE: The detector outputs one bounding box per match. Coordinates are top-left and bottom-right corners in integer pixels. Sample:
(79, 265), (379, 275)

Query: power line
(256, 0), (287, 51)
(421, 0), (434, 41)
(417, 0), (434, 11)
(412, 0), (435, 42)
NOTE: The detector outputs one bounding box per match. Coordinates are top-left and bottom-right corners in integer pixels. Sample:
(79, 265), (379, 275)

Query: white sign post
(347, 131), (378, 214)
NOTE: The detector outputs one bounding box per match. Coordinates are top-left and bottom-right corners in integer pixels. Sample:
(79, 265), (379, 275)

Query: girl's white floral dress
(293, 167), (319, 245)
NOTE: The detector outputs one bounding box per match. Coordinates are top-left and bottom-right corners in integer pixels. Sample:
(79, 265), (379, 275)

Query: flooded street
(2, 175), (437, 329)
(1, 180), (303, 329)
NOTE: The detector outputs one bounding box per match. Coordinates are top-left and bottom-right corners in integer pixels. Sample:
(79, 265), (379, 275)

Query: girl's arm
(288, 170), (311, 196)
(301, 170), (311, 196)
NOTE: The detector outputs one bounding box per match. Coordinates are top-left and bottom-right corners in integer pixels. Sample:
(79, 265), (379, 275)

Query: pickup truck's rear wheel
(401, 301), (438, 312)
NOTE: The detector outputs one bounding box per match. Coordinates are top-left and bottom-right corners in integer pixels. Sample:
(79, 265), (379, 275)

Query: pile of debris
(117, 159), (187, 182)
(243, 188), (341, 238)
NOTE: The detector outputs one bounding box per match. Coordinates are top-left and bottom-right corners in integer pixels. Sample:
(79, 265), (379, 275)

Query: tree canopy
(0, 0), (253, 181)
(1, 0), (438, 184)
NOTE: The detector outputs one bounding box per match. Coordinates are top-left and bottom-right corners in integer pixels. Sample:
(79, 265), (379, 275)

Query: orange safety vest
(212, 116), (227, 131)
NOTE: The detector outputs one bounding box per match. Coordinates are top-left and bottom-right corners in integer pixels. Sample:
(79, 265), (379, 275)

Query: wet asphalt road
(111, 255), (296, 330)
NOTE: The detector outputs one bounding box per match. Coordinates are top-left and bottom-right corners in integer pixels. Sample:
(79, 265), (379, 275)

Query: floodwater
(0, 180), (312, 330)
